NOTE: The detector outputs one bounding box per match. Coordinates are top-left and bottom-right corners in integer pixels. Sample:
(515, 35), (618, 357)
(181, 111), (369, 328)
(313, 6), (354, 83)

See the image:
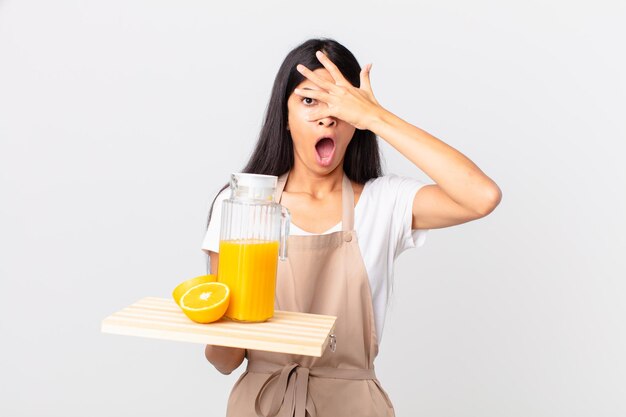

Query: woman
(202, 38), (501, 416)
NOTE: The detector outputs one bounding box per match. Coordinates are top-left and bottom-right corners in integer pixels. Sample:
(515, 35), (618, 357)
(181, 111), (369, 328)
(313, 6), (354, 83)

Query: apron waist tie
(248, 361), (392, 417)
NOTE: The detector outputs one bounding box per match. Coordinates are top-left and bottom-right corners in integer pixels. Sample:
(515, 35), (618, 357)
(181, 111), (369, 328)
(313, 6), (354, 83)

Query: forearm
(368, 108), (501, 214)
(204, 253), (245, 375)
(205, 345), (245, 375)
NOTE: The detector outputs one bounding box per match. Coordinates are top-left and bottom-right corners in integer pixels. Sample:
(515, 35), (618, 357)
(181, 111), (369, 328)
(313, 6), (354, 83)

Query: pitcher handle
(279, 206), (290, 261)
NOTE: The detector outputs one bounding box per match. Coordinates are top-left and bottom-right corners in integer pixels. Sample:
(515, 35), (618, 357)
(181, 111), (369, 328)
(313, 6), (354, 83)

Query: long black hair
(206, 38), (383, 253)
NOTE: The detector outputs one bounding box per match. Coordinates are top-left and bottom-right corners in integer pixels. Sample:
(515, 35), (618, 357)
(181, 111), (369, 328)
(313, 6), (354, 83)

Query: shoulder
(362, 174), (427, 199)
(207, 186), (230, 226)
(354, 175), (405, 216)
(356, 174), (430, 254)
(356, 174), (428, 231)
(210, 186), (230, 210)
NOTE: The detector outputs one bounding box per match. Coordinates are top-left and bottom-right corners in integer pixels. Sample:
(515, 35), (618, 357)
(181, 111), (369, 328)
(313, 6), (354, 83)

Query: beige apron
(225, 171), (395, 417)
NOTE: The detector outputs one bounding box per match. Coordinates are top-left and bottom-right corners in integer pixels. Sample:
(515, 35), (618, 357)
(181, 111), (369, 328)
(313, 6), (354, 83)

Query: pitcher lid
(230, 173), (278, 201)
(231, 173), (277, 189)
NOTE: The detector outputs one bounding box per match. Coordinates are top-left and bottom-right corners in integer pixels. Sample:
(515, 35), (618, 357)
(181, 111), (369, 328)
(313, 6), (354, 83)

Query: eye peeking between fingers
(302, 97), (316, 106)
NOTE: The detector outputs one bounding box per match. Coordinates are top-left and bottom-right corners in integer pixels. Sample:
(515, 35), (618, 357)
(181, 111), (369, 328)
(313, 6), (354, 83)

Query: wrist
(365, 106), (394, 135)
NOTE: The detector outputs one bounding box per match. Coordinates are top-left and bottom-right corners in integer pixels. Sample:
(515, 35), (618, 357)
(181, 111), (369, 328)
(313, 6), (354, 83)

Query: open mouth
(314, 137), (336, 167)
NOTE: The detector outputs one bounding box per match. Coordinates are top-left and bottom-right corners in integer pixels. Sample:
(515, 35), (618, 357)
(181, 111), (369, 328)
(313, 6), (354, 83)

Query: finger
(315, 51), (350, 86)
(293, 87), (332, 103)
(306, 110), (331, 122)
(296, 64), (338, 92)
(359, 63), (373, 92)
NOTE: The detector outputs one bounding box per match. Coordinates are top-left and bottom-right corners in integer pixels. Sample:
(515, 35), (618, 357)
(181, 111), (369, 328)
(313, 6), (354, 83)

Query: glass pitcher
(217, 173), (290, 322)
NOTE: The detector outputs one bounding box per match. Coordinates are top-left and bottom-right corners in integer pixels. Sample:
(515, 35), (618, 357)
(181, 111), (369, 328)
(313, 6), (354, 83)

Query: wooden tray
(101, 297), (337, 357)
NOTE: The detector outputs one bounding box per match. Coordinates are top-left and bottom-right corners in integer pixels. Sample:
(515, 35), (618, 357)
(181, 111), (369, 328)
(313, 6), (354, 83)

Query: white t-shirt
(202, 174), (429, 343)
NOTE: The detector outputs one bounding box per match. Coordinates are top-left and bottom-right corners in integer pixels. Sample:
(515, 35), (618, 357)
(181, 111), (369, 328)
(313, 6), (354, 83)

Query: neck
(285, 163), (345, 198)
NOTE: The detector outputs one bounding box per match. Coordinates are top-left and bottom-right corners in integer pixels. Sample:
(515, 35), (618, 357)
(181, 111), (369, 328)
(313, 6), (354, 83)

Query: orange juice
(217, 239), (279, 322)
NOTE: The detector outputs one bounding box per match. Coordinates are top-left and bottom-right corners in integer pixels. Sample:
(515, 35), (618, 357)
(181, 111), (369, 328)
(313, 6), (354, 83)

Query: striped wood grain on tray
(101, 297), (336, 357)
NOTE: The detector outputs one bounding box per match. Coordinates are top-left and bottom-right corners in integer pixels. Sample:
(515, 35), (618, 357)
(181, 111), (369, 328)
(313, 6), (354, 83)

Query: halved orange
(179, 282), (230, 324)
(172, 274), (217, 307)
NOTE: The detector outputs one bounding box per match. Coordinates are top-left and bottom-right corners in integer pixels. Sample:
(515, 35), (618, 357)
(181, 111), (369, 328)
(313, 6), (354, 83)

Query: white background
(1, 1), (625, 416)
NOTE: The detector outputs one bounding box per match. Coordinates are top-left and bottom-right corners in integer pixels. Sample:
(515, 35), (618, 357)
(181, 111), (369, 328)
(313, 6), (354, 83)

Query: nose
(317, 117), (336, 127)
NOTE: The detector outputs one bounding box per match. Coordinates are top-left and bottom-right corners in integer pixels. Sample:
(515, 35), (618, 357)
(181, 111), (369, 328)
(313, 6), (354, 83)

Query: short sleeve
(388, 175), (429, 257)
(201, 188), (229, 254)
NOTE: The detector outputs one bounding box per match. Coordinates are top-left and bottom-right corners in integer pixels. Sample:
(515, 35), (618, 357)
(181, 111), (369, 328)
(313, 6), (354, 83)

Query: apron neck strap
(274, 170), (355, 232)
(275, 171), (289, 203)
(341, 173), (354, 231)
